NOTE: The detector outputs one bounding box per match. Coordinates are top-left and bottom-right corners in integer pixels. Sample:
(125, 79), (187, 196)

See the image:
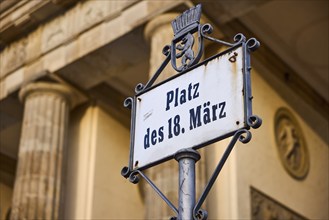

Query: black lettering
(180, 89), (187, 105)
(188, 83), (193, 101)
(193, 83), (200, 99)
(166, 91), (174, 111)
(174, 88), (179, 107)
(218, 101), (226, 118)
(173, 115), (181, 136)
(203, 101), (211, 124)
(144, 128), (150, 149)
(165, 82), (200, 111)
(212, 104), (218, 121)
(158, 126), (164, 143)
(189, 105), (202, 130)
(151, 130), (157, 145)
(168, 117), (173, 139)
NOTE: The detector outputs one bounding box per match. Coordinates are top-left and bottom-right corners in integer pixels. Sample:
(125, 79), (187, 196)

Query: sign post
(121, 4), (262, 219)
(175, 149), (200, 220)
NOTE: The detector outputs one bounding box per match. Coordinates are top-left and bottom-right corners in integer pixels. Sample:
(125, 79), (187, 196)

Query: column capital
(144, 13), (179, 42)
(19, 82), (75, 107)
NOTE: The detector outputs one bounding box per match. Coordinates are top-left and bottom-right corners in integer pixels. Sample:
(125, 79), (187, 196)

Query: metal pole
(174, 149), (200, 220)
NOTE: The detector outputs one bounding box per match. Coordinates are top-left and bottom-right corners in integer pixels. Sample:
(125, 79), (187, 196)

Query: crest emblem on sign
(171, 4), (203, 72)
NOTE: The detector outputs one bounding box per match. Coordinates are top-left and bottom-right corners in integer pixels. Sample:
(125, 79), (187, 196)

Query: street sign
(132, 45), (246, 169)
(121, 4), (262, 219)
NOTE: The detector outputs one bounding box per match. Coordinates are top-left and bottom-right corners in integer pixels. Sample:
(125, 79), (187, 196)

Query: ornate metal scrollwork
(238, 129), (252, 143)
(248, 115), (263, 129)
(123, 97), (133, 109)
(233, 33), (247, 44)
(121, 166), (131, 178)
(128, 170), (140, 184)
(195, 209), (208, 220)
(135, 83), (145, 93)
(162, 45), (171, 56)
(193, 129), (254, 219)
(246, 38), (261, 52)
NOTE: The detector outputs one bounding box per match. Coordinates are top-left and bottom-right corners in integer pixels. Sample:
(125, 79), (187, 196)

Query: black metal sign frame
(121, 4), (262, 220)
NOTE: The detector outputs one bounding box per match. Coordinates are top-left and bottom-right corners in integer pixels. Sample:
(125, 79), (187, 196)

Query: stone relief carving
(4, 39), (27, 74)
(80, 0), (133, 31)
(84, 6), (103, 25)
(81, 1), (106, 28)
(43, 18), (65, 52)
(251, 187), (307, 220)
(274, 107), (309, 180)
(47, 27), (64, 49)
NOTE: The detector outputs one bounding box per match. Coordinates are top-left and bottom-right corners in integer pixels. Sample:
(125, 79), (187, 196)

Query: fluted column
(11, 82), (73, 220)
(144, 14), (207, 219)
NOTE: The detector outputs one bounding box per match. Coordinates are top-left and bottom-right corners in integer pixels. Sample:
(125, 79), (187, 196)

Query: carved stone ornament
(251, 187), (307, 220)
(5, 39), (27, 73)
(274, 107), (309, 180)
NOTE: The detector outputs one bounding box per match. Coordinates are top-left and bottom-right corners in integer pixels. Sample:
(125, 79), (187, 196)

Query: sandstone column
(11, 82), (73, 220)
(144, 13), (207, 219)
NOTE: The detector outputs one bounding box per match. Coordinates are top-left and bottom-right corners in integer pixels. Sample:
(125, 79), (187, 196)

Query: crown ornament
(171, 4), (202, 36)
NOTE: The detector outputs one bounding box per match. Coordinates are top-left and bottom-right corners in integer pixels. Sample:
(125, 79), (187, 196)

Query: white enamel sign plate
(133, 47), (245, 169)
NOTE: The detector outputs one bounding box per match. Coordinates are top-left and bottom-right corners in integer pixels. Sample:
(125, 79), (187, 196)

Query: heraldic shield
(170, 4), (204, 72)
